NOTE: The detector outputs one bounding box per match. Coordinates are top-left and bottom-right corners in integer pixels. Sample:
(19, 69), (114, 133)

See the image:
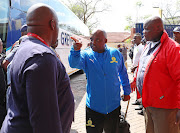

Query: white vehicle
(0, 0), (90, 75)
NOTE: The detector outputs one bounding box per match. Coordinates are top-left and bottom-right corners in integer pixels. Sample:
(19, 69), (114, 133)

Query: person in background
(0, 39), (6, 128)
(2, 24), (28, 72)
(1, 25), (28, 113)
(134, 37), (147, 115)
(131, 33), (144, 106)
(0, 3), (74, 133)
(131, 16), (180, 133)
(121, 44), (128, 68)
(10, 24), (28, 51)
(69, 29), (131, 133)
(173, 26), (180, 44)
(131, 33), (144, 73)
(129, 39), (135, 63)
(117, 44), (122, 52)
(118, 44), (128, 68)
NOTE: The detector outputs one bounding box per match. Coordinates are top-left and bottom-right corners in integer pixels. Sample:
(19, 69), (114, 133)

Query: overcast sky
(94, 0), (164, 32)
(61, 0), (178, 32)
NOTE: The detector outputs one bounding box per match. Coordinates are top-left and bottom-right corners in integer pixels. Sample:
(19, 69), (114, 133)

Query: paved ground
(70, 57), (146, 133)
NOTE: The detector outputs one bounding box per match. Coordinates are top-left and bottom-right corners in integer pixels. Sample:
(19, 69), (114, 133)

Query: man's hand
(71, 37), (82, 51)
(2, 59), (10, 72)
(121, 95), (130, 101)
(176, 109), (180, 128)
(130, 80), (137, 92)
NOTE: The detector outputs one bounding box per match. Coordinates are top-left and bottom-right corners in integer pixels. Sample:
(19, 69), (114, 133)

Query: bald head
(26, 3), (59, 46)
(93, 30), (107, 39)
(145, 16), (164, 31)
(143, 16), (164, 42)
(27, 3), (57, 26)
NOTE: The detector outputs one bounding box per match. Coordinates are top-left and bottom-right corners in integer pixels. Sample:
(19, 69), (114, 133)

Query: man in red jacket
(131, 16), (180, 133)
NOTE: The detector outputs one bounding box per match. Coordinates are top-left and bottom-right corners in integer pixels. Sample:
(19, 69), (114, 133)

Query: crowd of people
(0, 3), (180, 133)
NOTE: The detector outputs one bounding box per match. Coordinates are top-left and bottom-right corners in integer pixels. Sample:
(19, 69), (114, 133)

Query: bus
(0, 0), (90, 75)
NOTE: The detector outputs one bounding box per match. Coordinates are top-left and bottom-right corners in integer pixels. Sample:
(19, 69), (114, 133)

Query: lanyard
(27, 33), (49, 47)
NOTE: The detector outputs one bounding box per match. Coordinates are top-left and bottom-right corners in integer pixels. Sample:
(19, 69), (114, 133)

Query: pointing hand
(71, 37), (82, 51)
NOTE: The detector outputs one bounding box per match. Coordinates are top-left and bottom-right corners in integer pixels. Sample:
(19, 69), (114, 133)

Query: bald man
(0, 3), (74, 133)
(69, 30), (131, 133)
(131, 16), (180, 133)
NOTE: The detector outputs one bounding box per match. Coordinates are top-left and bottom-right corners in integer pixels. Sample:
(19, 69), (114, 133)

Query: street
(70, 73), (87, 111)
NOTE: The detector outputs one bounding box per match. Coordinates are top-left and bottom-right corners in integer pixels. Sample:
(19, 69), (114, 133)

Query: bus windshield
(20, 0), (89, 36)
(0, 0), (9, 44)
(5, 0), (89, 75)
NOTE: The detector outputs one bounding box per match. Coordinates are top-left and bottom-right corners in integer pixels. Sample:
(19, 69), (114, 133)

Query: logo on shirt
(110, 57), (118, 63)
(89, 59), (94, 63)
(86, 119), (95, 127)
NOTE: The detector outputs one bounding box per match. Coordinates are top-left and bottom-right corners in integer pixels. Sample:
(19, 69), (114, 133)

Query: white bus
(0, 0), (90, 75)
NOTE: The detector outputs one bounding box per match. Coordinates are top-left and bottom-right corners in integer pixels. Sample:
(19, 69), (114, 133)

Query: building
(106, 32), (131, 48)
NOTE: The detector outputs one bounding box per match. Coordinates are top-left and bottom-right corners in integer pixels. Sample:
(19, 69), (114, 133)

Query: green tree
(136, 1), (143, 22)
(62, 0), (110, 33)
(160, 0), (180, 25)
(124, 16), (134, 31)
(124, 0), (152, 31)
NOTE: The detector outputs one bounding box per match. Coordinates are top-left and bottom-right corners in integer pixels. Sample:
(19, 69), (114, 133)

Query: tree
(124, 14), (151, 31)
(124, 16), (134, 31)
(135, 1), (143, 22)
(124, 0), (151, 31)
(160, 0), (180, 25)
(62, 0), (110, 33)
(124, 0), (180, 32)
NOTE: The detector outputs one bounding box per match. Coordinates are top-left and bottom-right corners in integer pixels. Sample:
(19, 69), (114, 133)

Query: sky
(94, 0), (163, 32)
(61, 0), (177, 32)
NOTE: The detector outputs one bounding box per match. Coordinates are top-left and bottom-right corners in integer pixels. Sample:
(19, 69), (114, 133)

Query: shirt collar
(147, 41), (160, 47)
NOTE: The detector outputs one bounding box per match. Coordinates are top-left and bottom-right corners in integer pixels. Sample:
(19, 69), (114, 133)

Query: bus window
(0, 0), (9, 45)
(4, 0), (89, 75)
(20, 0), (49, 12)
(49, 0), (89, 36)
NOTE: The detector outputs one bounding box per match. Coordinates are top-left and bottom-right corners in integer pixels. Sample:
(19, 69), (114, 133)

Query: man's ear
(105, 39), (107, 43)
(50, 20), (56, 30)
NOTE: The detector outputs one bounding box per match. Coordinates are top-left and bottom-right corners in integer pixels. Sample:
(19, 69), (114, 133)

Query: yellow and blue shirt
(69, 45), (131, 114)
